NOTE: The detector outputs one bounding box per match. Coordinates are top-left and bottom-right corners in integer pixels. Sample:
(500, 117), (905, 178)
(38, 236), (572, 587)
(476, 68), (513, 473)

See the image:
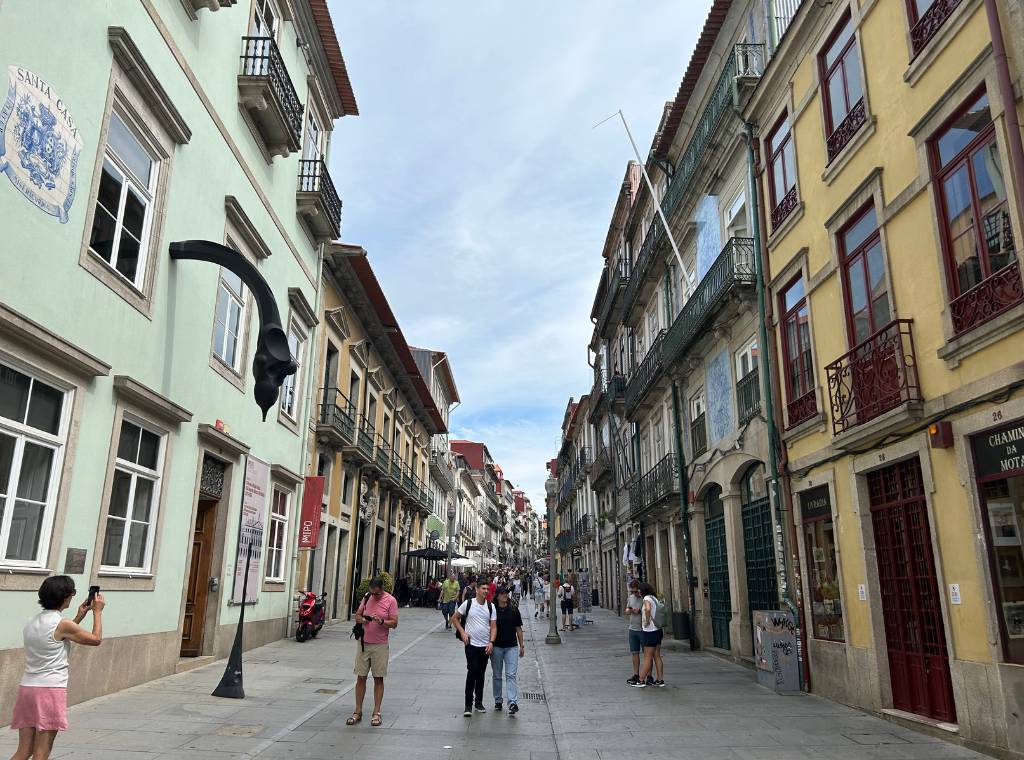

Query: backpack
(651, 596), (668, 629)
(454, 598), (493, 641)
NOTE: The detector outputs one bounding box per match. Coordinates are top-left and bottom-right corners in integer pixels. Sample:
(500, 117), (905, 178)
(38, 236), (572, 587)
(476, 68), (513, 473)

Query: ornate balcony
(825, 98), (867, 165)
(356, 417), (375, 463)
(950, 260), (1023, 336)
(624, 330), (665, 417)
(737, 369), (762, 427)
(237, 36), (302, 157)
(826, 319), (922, 435)
(389, 456), (402, 485)
(787, 389), (818, 429)
(596, 259), (629, 337)
(606, 373), (626, 407)
(664, 238), (756, 366)
(910, 0), (962, 58)
(297, 159), (342, 243)
(771, 186), (799, 232)
(691, 413), (708, 457)
(590, 445), (613, 490)
(315, 387), (355, 449)
(339, 413), (373, 466)
(374, 434), (392, 482)
(628, 454), (680, 521)
(429, 447), (456, 492)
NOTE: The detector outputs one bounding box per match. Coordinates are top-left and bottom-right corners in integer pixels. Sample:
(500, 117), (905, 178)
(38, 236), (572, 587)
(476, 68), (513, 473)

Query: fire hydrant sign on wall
(299, 476), (325, 549)
(0, 66), (82, 222)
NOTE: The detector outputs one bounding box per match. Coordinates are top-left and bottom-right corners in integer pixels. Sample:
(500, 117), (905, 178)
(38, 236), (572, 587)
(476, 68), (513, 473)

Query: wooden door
(868, 459), (956, 722)
(181, 499), (217, 657)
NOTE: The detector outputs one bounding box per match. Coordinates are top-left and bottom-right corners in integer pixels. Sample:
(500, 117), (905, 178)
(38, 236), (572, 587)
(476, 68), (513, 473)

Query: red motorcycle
(295, 590), (326, 642)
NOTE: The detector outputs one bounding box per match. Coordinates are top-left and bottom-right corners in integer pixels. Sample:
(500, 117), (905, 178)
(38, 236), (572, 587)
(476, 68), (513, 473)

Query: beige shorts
(354, 643), (389, 678)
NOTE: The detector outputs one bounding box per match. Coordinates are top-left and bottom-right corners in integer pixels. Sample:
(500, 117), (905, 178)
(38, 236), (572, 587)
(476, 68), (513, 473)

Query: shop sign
(973, 420), (1024, 479)
(799, 485), (831, 521)
(0, 66), (82, 222)
(298, 476), (325, 549)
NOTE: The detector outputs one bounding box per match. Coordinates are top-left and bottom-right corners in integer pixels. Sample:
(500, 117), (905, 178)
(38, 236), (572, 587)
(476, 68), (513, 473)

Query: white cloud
(328, 1), (708, 498)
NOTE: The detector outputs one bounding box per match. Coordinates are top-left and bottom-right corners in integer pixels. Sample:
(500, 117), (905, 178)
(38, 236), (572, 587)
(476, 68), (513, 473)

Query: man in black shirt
(490, 586), (525, 714)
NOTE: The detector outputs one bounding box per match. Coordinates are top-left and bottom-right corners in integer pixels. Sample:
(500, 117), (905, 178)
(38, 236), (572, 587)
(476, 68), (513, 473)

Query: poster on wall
(231, 455), (270, 605)
(298, 476), (325, 549)
(0, 66), (82, 222)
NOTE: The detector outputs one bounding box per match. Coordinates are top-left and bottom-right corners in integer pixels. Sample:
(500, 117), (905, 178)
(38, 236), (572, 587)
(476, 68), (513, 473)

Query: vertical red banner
(299, 476), (325, 549)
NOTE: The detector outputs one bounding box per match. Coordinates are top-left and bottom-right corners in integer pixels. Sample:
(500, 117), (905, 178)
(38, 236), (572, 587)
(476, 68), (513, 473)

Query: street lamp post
(446, 497), (458, 577)
(544, 476), (561, 645)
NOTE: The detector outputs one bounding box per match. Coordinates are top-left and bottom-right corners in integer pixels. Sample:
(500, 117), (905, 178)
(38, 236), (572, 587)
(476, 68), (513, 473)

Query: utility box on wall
(753, 610), (799, 695)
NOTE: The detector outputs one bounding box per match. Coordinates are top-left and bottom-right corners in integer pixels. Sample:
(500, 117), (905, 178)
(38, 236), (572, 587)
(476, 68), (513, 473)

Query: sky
(327, 2), (708, 511)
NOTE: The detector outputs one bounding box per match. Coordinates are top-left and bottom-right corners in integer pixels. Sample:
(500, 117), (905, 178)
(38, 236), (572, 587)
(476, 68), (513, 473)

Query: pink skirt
(10, 685), (67, 731)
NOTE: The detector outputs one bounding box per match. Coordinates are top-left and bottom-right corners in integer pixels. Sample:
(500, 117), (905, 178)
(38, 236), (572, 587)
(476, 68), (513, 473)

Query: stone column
(690, 497), (710, 650)
(723, 487), (751, 656)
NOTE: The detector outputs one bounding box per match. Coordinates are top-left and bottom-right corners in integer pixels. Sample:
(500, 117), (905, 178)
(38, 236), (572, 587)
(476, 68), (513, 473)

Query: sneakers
(495, 701), (503, 711)
(463, 707), (472, 717)
(508, 703), (519, 716)
(626, 675), (640, 685)
(645, 676), (655, 687)
(474, 702), (487, 713)
(629, 679), (647, 688)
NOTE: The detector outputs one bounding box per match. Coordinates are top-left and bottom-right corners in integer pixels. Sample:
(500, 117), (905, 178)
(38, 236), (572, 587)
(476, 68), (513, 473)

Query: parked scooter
(295, 590), (326, 642)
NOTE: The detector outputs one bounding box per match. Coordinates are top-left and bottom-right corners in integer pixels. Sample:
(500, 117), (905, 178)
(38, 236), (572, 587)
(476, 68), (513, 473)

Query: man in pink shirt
(346, 577), (398, 728)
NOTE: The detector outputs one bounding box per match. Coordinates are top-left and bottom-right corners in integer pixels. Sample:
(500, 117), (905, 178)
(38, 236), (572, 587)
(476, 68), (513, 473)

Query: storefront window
(800, 486), (845, 642)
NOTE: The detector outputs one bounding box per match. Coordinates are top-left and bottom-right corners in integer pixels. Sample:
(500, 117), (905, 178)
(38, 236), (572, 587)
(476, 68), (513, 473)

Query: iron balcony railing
(622, 45), (764, 323)
(356, 417), (375, 460)
(664, 238), (756, 366)
(910, 0), (962, 58)
(628, 454), (680, 521)
(298, 159), (342, 239)
(590, 445), (612, 488)
(402, 467), (415, 496)
(737, 368), (762, 427)
(691, 413), (708, 457)
(624, 329), (666, 416)
(239, 36), (302, 148)
(316, 387), (356, 444)
(429, 447), (456, 491)
(375, 433), (390, 473)
(950, 257), (1022, 336)
(596, 259), (630, 336)
(606, 373), (626, 405)
(825, 319), (922, 435)
(826, 98), (867, 164)
(787, 389), (818, 429)
(390, 455), (402, 483)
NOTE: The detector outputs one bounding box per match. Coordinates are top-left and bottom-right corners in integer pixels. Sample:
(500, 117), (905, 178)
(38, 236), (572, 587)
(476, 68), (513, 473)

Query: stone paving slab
(1, 601), (992, 760)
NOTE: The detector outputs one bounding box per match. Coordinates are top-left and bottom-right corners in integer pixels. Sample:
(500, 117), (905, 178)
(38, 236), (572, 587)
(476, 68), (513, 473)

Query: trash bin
(671, 611), (691, 641)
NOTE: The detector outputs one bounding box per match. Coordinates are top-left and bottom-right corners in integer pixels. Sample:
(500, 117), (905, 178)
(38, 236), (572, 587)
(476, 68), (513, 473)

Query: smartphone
(87, 585), (100, 605)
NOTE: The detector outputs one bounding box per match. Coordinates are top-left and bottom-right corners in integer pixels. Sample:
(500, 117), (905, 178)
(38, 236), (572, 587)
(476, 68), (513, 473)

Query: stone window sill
(937, 300), (1024, 368)
(902, 0), (983, 87)
(97, 570), (156, 592)
(822, 117), (877, 187)
(0, 566), (53, 592)
(263, 579), (287, 592)
(830, 401), (925, 452)
(210, 354), (246, 393)
(782, 410), (827, 444)
(767, 201), (805, 251)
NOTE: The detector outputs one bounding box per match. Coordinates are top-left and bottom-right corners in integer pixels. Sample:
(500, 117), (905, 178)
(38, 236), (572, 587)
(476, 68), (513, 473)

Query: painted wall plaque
(0, 65), (82, 222)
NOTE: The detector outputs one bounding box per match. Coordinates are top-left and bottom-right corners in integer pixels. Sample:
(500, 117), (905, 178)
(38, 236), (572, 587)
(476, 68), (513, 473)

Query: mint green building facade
(0, 0), (356, 715)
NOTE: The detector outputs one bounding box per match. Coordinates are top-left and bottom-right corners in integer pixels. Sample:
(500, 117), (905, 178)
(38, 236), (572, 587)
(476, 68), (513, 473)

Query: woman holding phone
(9, 575), (104, 760)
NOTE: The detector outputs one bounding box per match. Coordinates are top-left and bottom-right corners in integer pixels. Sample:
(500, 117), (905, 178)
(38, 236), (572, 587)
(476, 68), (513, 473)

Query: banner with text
(299, 476), (325, 549)
(231, 455), (270, 604)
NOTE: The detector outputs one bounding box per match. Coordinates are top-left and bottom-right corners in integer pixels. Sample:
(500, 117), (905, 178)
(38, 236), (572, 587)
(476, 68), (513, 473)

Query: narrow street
(1, 605), (989, 760)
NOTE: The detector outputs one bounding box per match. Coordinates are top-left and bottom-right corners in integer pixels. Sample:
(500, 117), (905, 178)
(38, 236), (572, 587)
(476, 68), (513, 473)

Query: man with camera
(347, 577), (398, 728)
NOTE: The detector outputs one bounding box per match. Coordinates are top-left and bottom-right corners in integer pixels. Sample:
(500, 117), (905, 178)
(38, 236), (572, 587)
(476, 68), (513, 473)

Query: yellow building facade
(298, 243), (445, 621)
(746, 0), (1024, 753)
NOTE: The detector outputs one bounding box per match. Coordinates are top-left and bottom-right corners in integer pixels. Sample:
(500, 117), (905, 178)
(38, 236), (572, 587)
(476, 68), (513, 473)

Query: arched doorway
(704, 484), (731, 650)
(740, 463), (777, 634)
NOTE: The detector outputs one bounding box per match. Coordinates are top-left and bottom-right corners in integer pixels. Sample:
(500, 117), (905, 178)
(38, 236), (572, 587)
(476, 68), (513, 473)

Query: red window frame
(779, 275), (816, 426)
(766, 114), (796, 212)
(837, 204), (890, 346)
(818, 12), (862, 137)
(930, 89), (1011, 298)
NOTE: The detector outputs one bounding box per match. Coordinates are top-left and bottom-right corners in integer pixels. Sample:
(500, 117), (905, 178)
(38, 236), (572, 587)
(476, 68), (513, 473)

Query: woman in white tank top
(9, 575), (105, 760)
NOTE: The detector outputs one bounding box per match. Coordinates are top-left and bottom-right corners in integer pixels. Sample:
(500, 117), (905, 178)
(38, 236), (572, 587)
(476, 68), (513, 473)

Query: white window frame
(736, 337), (759, 380)
(212, 266), (247, 372)
(100, 415), (165, 573)
(88, 111), (158, 291)
(0, 360), (71, 569)
(725, 192), (747, 239)
(265, 487), (289, 582)
(690, 389), (706, 419)
(251, 0), (283, 39)
(279, 320), (307, 420)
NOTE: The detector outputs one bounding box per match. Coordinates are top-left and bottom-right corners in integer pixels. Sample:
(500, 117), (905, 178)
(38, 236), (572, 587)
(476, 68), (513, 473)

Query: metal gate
(705, 514), (731, 650)
(742, 496), (778, 619)
(868, 459), (956, 723)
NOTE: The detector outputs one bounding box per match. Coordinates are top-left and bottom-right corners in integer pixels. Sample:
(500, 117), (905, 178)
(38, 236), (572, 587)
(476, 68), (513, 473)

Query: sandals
(370, 712), (383, 727)
(345, 712), (362, 726)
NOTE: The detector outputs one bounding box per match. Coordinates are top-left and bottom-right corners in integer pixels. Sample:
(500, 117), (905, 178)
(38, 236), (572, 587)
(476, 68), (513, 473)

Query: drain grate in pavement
(305, 678), (344, 684)
(518, 692), (546, 701)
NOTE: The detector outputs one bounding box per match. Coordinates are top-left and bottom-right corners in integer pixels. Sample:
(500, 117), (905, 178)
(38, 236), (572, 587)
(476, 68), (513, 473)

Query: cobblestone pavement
(1, 604), (989, 760)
